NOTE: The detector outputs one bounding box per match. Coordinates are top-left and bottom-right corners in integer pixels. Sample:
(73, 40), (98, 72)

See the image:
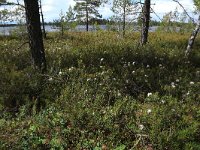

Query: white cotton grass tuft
(190, 81), (195, 85)
(147, 93), (152, 97)
(59, 71), (62, 75)
(68, 67), (74, 72)
(147, 109), (152, 114)
(117, 91), (121, 97)
(161, 100), (165, 104)
(48, 77), (53, 81)
(171, 82), (176, 88)
(138, 124), (144, 130)
(186, 91), (190, 96)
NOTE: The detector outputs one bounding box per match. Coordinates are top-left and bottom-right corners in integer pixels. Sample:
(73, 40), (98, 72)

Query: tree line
(0, 0), (200, 72)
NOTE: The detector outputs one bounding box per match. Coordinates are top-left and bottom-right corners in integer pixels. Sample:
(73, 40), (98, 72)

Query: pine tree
(66, 6), (76, 30)
(141, 0), (151, 45)
(39, 0), (46, 38)
(24, 0), (46, 72)
(74, 0), (102, 31)
(112, 0), (137, 36)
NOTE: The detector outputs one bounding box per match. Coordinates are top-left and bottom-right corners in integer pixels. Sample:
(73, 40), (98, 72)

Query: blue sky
(44, 0), (196, 22)
(3, 0), (196, 22)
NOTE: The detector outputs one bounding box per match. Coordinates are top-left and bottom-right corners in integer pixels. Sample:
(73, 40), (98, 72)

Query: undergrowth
(0, 31), (200, 149)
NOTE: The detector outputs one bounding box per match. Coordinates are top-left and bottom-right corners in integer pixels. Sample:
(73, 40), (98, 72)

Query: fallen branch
(14, 41), (29, 51)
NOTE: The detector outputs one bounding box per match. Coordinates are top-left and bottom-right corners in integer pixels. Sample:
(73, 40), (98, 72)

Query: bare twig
(172, 0), (195, 24)
(150, 7), (162, 21)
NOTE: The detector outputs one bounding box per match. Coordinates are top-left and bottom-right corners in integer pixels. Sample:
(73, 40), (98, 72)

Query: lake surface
(0, 25), (158, 35)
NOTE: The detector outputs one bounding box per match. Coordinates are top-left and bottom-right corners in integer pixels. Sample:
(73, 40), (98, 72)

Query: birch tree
(173, 0), (200, 55)
(186, 16), (200, 55)
(185, 0), (200, 55)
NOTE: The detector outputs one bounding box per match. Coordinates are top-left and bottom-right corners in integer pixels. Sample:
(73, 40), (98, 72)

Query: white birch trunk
(186, 15), (200, 55)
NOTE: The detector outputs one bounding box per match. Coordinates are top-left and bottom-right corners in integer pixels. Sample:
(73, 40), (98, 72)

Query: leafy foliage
(157, 8), (194, 33)
(194, 0), (200, 11)
(0, 0), (6, 3)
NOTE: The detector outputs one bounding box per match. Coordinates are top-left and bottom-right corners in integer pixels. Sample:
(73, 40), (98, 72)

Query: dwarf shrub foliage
(0, 32), (200, 149)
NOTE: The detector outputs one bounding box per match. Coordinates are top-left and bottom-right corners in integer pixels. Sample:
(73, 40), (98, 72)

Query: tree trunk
(141, 0), (151, 45)
(24, 0), (46, 73)
(86, 2), (89, 31)
(123, 4), (126, 37)
(186, 15), (200, 56)
(39, 0), (46, 39)
(61, 22), (64, 36)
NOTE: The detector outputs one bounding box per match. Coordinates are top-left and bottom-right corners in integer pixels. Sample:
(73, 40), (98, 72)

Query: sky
(2, 0), (196, 22)
(44, 0), (196, 22)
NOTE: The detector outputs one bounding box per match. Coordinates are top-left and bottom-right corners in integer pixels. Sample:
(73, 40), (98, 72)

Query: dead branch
(0, 2), (25, 8)
(150, 7), (162, 21)
(172, 0), (195, 24)
(14, 41), (29, 51)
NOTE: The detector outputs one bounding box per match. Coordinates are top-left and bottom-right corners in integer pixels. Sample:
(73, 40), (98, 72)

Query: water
(0, 25), (59, 35)
(0, 25), (158, 35)
(0, 26), (15, 35)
